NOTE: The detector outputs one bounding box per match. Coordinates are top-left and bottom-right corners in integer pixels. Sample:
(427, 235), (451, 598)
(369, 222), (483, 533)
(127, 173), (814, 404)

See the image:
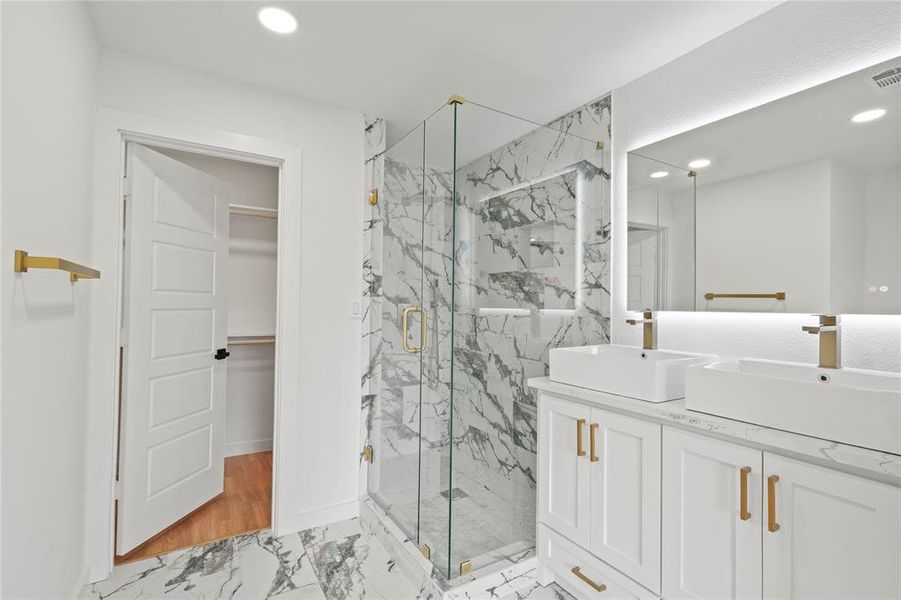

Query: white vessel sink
(686, 359), (901, 454)
(549, 344), (716, 402)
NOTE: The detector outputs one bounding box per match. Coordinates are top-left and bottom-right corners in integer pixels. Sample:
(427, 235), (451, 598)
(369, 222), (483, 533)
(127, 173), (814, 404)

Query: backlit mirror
(628, 56), (901, 314)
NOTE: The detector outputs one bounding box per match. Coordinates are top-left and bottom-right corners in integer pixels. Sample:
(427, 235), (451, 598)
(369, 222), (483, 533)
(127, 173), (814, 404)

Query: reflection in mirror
(628, 56), (901, 314)
(627, 154), (695, 311)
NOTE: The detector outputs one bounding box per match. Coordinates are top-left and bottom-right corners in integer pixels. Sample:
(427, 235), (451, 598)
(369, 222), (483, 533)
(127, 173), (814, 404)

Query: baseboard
(70, 563), (91, 599)
(292, 499), (359, 532)
(225, 438), (272, 457)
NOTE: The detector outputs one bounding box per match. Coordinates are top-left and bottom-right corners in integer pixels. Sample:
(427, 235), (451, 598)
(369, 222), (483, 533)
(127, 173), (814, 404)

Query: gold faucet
(801, 314), (841, 369)
(626, 309), (657, 350)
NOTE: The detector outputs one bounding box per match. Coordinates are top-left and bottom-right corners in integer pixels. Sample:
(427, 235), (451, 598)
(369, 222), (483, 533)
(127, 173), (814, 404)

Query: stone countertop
(528, 376), (901, 487)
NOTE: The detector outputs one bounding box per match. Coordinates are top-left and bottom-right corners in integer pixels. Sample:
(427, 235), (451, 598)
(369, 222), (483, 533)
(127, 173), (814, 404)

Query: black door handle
(214, 348), (230, 360)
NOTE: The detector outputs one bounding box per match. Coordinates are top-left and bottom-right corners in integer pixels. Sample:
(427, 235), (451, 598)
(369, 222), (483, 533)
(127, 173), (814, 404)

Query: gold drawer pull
(590, 423), (599, 462)
(572, 566), (606, 592)
(768, 474), (780, 532)
(740, 466), (752, 521)
(576, 418), (586, 456)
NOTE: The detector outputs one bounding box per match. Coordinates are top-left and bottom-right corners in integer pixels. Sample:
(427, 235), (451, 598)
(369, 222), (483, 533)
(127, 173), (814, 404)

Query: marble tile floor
(81, 519), (573, 600)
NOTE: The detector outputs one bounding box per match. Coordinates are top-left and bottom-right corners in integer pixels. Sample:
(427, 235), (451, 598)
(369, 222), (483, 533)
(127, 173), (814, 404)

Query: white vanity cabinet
(763, 454), (901, 600)
(662, 429), (901, 600)
(536, 383), (901, 600)
(662, 429), (763, 599)
(538, 392), (661, 595)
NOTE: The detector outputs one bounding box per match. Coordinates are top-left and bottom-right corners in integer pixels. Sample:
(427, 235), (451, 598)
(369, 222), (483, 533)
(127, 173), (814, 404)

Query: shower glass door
(367, 106), (456, 568)
(366, 97), (610, 581)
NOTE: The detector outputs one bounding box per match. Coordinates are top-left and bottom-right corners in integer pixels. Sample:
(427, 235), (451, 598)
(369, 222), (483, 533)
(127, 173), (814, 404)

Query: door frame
(86, 107), (303, 582)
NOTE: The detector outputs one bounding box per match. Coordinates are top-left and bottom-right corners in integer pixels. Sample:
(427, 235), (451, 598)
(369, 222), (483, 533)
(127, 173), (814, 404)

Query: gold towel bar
(14, 250), (100, 282)
(704, 291), (785, 301)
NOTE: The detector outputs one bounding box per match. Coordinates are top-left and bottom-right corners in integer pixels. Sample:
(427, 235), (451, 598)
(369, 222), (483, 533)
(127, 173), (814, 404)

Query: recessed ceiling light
(851, 108), (886, 124)
(650, 171), (669, 179)
(258, 6), (298, 34)
(688, 158), (711, 169)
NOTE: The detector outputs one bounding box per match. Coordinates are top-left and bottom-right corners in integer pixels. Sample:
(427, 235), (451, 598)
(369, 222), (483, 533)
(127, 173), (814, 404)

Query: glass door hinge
(362, 445), (373, 462)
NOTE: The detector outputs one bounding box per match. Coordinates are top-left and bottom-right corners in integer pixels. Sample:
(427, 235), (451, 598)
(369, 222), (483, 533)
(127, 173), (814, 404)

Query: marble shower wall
(359, 95), (612, 576)
(449, 96), (612, 568)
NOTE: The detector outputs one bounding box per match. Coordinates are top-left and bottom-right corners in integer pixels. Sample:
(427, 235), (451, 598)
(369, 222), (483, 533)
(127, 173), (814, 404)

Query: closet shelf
(229, 203), (278, 220)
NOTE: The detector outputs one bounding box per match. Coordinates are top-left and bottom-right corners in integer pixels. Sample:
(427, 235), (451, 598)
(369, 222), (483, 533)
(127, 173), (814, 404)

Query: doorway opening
(114, 144), (279, 564)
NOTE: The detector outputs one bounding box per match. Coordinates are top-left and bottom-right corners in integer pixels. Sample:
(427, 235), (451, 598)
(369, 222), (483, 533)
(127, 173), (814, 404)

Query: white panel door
(764, 454), (901, 600)
(662, 428), (762, 599)
(538, 393), (591, 547)
(117, 144), (230, 554)
(588, 407), (661, 592)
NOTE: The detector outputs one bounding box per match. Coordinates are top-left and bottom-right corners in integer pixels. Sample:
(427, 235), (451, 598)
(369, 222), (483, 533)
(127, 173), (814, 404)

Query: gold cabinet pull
(576, 418), (586, 457)
(739, 466), (752, 521)
(401, 306), (423, 354)
(767, 474), (780, 532)
(589, 423), (599, 462)
(571, 566), (606, 592)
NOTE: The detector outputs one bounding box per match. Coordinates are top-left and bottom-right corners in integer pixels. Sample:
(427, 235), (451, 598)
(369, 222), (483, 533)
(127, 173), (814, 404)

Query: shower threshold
(359, 496), (540, 599)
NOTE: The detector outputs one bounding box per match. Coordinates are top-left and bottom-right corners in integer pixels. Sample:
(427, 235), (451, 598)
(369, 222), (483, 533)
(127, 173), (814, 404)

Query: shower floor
(370, 453), (533, 575)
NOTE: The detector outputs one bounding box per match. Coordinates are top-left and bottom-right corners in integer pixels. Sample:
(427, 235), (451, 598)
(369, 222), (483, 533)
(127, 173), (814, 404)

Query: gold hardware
(740, 466), (752, 521)
(459, 561), (472, 576)
(447, 94), (465, 105)
(421, 544), (431, 559)
(368, 189), (378, 206)
(571, 566), (606, 592)
(401, 306), (426, 354)
(362, 445), (373, 463)
(625, 308), (657, 350)
(596, 141), (605, 150)
(802, 314), (841, 369)
(589, 423), (599, 462)
(14, 250), (100, 282)
(576, 418), (586, 457)
(767, 474), (780, 532)
(704, 292), (786, 301)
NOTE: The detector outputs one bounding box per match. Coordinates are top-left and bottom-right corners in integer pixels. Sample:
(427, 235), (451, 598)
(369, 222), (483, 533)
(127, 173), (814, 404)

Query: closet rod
(227, 335), (276, 346)
(229, 203), (278, 220)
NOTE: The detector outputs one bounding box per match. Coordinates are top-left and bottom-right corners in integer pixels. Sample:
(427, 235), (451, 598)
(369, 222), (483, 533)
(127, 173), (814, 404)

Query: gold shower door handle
(401, 306), (426, 354)
(768, 474), (780, 532)
(576, 419), (586, 456)
(739, 466), (752, 521)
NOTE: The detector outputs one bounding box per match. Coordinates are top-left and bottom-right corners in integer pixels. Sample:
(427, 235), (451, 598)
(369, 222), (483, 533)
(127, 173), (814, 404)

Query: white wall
(90, 50), (364, 538)
(1, 2), (98, 598)
(612, 0), (901, 372)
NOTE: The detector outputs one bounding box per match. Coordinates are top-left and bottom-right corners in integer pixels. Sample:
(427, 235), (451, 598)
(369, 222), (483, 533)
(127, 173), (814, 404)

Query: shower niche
(362, 96), (612, 582)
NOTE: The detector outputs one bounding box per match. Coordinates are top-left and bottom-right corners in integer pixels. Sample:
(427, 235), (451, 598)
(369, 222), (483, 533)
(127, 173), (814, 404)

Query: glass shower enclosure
(364, 97), (609, 581)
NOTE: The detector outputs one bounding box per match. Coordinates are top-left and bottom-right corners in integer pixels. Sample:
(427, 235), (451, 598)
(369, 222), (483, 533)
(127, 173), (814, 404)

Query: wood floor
(115, 451), (272, 564)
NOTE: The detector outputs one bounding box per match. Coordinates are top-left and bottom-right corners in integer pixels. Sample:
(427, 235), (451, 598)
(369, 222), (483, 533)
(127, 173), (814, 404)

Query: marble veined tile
(81, 531), (323, 600)
(301, 518), (423, 600)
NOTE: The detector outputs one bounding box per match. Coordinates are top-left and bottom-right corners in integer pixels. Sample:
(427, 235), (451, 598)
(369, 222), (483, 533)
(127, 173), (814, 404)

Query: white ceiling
(631, 55), (901, 187)
(87, 1), (778, 156)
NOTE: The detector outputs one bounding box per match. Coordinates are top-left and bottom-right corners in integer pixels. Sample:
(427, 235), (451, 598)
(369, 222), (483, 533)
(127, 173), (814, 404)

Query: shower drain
(439, 487), (470, 500)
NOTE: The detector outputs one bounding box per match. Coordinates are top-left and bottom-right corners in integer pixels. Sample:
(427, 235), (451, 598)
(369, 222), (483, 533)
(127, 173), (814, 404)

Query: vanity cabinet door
(538, 393), (592, 547)
(763, 454), (901, 600)
(662, 428), (762, 599)
(588, 407), (661, 593)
